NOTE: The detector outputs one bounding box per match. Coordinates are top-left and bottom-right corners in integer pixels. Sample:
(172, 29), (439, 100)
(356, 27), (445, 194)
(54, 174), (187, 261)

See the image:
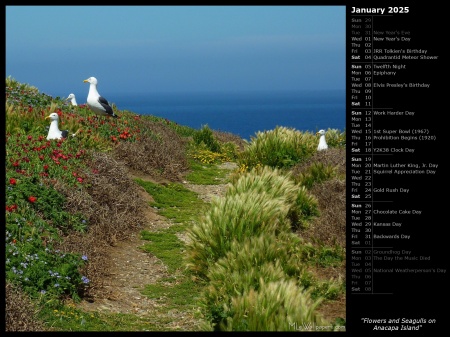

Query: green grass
(185, 159), (230, 185)
(313, 244), (345, 268)
(133, 176), (209, 328)
(142, 276), (204, 308)
(38, 302), (157, 331)
(294, 162), (338, 189)
(134, 179), (206, 223)
(140, 230), (184, 273)
(300, 239), (345, 268)
(137, 227), (206, 331)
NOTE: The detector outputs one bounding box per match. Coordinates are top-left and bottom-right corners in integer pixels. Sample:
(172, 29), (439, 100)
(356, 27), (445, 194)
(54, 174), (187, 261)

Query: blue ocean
(110, 90), (345, 141)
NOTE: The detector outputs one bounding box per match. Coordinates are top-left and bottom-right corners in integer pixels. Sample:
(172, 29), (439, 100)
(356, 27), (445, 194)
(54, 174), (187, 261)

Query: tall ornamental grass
(201, 233), (310, 328)
(185, 165), (321, 277)
(228, 166), (320, 229)
(237, 126), (317, 171)
(185, 164), (327, 330)
(322, 128), (346, 148)
(294, 162), (338, 189)
(290, 185), (320, 229)
(227, 165), (297, 202)
(220, 279), (326, 331)
(185, 190), (291, 277)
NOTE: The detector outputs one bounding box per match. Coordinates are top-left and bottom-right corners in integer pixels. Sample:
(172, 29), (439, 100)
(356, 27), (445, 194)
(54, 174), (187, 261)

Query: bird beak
(83, 79), (89, 83)
(316, 132), (319, 135)
(45, 116), (50, 120)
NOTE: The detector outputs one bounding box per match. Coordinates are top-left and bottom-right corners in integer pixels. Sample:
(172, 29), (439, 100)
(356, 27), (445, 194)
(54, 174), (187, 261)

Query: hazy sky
(6, 6), (345, 99)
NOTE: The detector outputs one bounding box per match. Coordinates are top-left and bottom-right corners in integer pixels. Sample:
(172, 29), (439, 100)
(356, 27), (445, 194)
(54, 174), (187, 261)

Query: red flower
(9, 178), (17, 185)
(43, 165), (49, 171)
(28, 196), (37, 203)
(6, 204), (18, 212)
(27, 135), (32, 140)
(77, 177), (84, 183)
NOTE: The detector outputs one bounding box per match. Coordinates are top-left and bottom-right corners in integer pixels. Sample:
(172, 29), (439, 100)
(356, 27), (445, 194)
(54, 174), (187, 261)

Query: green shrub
(189, 148), (231, 165)
(205, 262), (286, 330)
(193, 125), (221, 153)
(5, 172), (89, 302)
(185, 190), (291, 278)
(321, 128), (346, 148)
(202, 233), (308, 328)
(6, 75), (40, 93)
(310, 278), (344, 301)
(229, 166), (320, 230)
(295, 162), (337, 189)
(6, 212), (88, 301)
(190, 125), (239, 163)
(218, 141), (239, 161)
(227, 165), (297, 202)
(6, 174), (88, 233)
(237, 126), (317, 170)
(289, 186), (320, 230)
(220, 279), (327, 331)
(186, 165), (322, 278)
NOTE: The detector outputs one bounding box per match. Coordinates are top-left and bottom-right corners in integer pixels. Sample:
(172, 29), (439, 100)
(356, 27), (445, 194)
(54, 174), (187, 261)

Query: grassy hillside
(5, 76), (346, 331)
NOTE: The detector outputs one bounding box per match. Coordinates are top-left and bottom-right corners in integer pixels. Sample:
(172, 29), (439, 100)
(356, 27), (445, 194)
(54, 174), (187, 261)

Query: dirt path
(74, 163), (237, 329)
(73, 161), (345, 329)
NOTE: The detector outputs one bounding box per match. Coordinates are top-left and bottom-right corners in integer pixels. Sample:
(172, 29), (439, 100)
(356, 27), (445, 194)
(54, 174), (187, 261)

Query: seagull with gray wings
(83, 76), (118, 118)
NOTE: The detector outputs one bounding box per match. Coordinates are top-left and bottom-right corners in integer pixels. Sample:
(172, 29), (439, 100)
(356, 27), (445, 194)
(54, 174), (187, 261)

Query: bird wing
(61, 130), (69, 138)
(97, 96), (114, 114)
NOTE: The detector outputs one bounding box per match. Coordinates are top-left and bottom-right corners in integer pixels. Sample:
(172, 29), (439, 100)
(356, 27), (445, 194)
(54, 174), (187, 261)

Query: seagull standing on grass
(65, 93), (78, 106)
(316, 129), (328, 151)
(45, 112), (80, 140)
(83, 76), (118, 118)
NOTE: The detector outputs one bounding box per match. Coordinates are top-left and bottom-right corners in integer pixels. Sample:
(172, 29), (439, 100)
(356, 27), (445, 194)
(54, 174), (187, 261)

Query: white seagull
(83, 76), (118, 118)
(45, 113), (79, 140)
(316, 129), (328, 151)
(65, 93), (78, 106)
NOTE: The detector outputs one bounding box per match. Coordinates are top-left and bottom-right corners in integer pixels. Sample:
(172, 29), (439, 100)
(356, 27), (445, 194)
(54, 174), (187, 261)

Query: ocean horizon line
(106, 88), (345, 97)
(65, 89), (346, 140)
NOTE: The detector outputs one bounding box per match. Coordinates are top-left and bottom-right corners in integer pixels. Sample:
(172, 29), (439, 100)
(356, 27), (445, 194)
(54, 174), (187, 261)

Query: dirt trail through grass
(73, 160), (346, 329)
(74, 164), (236, 330)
